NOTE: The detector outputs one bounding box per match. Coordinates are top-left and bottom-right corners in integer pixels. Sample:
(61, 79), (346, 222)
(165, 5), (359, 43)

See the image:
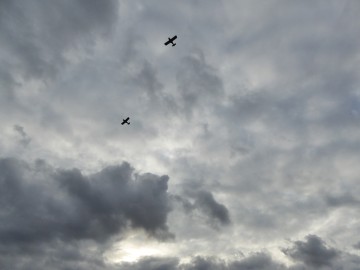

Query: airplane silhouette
(164, 35), (177, 47)
(121, 117), (130, 125)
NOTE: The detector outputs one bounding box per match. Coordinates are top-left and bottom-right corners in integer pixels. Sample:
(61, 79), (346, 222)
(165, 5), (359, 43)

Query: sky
(1, 0), (360, 269)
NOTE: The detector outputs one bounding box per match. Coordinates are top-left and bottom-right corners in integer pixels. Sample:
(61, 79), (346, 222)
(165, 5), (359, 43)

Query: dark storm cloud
(172, 190), (231, 227)
(282, 235), (339, 267)
(0, 157), (233, 269)
(0, 157), (173, 247)
(194, 190), (230, 225)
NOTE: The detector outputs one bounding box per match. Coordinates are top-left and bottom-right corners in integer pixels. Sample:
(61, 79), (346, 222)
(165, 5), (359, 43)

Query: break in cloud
(1, 0), (360, 269)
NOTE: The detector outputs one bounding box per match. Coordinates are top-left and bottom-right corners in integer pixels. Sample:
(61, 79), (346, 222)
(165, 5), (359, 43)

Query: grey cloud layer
(3, 234), (360, 270)
(2, 0), (360, 269)
(119, 235), (360, 270)
(1, 168), (345, 270)
(0, 0), (118, 82)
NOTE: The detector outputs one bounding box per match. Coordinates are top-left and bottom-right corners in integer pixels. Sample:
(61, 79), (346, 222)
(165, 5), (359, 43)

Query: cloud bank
(2, 0), (360, 269)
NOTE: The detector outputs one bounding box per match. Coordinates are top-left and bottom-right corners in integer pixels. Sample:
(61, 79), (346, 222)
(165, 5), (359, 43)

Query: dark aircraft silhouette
(121, 117), (130, 125)
(164, 35), (177, 47)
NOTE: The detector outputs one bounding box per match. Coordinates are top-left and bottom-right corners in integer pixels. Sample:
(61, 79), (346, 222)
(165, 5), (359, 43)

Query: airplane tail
(172, 43), (176, 47)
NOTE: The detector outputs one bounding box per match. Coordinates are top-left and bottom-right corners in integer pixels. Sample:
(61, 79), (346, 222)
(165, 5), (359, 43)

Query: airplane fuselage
(165, 35), (177, 46)
(121, 117), (130, 125)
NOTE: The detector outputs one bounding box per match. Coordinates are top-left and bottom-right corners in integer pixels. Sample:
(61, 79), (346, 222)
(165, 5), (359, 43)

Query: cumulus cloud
(0, 158), (174, 245)
(172, 189), (231, 227)
(282, 235), (339, 268)
(0, 157), (176, 270)
(193, 190), (230, 225)
(0, 157), (233, 269)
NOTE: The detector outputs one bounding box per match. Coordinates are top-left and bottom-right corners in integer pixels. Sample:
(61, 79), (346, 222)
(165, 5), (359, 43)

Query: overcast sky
(1, 0), (360, 269)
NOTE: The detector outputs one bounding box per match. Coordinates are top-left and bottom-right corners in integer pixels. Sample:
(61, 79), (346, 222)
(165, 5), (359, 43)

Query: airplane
(164, 35), (177, 47)
(121, 117), (130, 125)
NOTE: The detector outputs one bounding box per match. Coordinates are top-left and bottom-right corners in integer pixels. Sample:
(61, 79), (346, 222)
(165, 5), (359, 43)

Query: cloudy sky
(1, 0), (360, 269)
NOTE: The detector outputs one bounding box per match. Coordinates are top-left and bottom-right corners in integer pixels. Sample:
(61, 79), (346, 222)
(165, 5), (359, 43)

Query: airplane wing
(164, 40), (170, 45)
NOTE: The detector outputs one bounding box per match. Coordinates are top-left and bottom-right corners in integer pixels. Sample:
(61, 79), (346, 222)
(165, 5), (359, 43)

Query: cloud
(0, 240), (111, 270)
(13, 125), (31, 147)
(0, 157), (232, 269)
(116, 235), (360, 270)
(228, 252), (286, 270)
(324, 191), (360, 208)
(172, 189), (231, 228)
(353, 241), (360, 250)
(193, 190), (230, 225)
(120, 257), (179, 270)
(0, 0), (118, 106)
(175, 49), (224, 117)
(2, 0), (360, 269)
(118, 253), (286, 270)
(282, 235), (339, 267)
(181, 256), (226, 270)
(0, 158), (173, 248)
